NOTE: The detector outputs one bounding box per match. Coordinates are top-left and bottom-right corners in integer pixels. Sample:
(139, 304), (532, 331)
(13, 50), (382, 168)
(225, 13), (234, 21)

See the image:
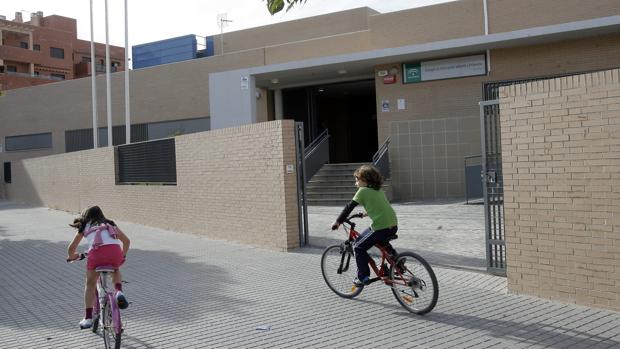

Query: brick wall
(500, 69), (620, 311)
(6, 120), (300, 251)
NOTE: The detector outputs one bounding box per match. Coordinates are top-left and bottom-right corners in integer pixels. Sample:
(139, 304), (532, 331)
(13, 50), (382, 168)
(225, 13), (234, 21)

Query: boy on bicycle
(331, 164), (398, 286)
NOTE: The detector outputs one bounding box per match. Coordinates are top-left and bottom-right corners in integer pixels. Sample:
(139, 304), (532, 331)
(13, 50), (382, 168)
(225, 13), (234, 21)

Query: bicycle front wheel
(321, 244), (363, 298)
(102, 300), (122, 349)
(389, 251), (438, 315)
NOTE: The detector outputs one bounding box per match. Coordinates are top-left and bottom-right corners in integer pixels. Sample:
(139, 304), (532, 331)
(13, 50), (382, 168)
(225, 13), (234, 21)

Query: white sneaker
(79, 318), (93, 329)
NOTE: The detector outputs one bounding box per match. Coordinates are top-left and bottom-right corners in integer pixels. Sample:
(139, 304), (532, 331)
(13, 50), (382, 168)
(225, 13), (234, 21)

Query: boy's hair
(354, 165), (384, 190)
(69, 205), (108, 232)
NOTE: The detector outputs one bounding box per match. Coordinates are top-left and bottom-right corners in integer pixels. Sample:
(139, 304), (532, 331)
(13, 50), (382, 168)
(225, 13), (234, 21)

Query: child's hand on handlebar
(331, 221), (340, 230)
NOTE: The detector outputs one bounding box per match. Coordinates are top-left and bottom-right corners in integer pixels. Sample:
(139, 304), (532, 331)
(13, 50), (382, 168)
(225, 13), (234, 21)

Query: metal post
(124, 0), (131, 144)
(295, 122), (309, 247)
(105, 0), (112, 147)
(89, 0), (98, 148)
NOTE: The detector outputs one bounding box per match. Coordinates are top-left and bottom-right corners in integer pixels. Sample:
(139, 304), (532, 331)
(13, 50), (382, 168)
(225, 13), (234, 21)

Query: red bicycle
(321, 213), (439, 314)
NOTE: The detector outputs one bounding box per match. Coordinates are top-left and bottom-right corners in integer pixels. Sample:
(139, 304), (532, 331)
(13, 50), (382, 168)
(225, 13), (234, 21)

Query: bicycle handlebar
(66, 252), (88, 263)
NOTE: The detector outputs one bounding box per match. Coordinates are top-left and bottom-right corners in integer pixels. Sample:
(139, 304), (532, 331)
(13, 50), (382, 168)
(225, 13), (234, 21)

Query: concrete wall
(500, 69), (620, 311)
(5, 120), (300, 251)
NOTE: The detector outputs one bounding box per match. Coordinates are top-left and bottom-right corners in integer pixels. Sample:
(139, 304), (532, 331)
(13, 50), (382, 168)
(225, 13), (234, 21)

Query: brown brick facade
(5, 120), (300, 251)
(500, 69), (620, 311)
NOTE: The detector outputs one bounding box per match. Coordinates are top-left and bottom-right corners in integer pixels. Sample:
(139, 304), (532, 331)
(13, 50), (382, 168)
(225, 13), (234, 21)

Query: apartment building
(0, 11), (124, 91)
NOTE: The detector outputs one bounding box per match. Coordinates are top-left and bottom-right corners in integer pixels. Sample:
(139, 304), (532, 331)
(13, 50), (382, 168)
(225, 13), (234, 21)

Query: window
(5, 132), (52, 151)
(50, 73), (65, 80)
(116, 138), (177, 184)
(3, 162), (10, 183)
(33, 44), (40, 51)
(82, 57), (91, 63)
(50, 47), (64, 59)
(6, 66), (17, 73)
(112, 61), (120, 67)
(20, 42), (28, 49)
(34, 71), (40, 76)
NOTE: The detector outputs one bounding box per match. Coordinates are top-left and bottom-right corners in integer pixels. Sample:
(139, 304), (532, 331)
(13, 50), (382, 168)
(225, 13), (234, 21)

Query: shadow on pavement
(0, 238), (244, 348)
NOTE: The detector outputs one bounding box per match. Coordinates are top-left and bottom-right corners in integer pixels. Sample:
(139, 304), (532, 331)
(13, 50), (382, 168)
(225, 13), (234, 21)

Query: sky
(2, 0), (456, 47)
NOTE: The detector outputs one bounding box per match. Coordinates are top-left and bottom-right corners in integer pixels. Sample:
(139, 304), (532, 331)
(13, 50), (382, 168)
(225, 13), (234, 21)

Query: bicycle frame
(94, 270), (122, 335)
(342, 223), (406, 286)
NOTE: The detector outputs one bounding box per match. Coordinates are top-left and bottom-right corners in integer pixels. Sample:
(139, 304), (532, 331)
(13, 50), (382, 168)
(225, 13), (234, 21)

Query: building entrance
(282, 79), (377, 163)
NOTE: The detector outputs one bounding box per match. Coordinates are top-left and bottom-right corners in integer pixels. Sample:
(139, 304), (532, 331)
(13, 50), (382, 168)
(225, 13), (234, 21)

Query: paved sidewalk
(1, 200), (620, 348)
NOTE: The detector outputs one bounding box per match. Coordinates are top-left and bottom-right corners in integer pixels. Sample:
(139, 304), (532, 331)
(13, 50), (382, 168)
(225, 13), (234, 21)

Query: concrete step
(306, 185), (357, 193)
(306, 192), (356, 200)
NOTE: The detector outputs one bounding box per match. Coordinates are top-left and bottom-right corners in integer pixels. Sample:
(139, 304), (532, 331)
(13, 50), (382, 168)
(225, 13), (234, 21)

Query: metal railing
(2, 71), (57, 80)
(303, 129), (330, 182)
(372, 137), (391, 179)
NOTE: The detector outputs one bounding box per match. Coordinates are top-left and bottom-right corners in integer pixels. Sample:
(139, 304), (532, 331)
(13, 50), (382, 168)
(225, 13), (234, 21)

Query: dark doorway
(282, 79), (377, 163)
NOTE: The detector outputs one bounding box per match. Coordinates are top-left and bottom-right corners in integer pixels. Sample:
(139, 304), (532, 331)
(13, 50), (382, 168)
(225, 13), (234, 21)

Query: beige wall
(5, 120), (300, 251)
(500, 69), (620, 311)
(374, 33), (620, 200)
(219, 7), (376, 54)
(488, 0), (620, 33)
(369, 0), (484, 49)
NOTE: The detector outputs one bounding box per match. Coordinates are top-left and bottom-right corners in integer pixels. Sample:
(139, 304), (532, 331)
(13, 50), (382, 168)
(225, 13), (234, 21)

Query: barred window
(5, 132), (52, 151)
(116, 138), (176, 184)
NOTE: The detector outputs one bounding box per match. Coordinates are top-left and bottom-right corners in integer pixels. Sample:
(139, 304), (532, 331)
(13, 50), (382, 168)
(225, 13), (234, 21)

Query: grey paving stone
(1, 200), (619, 348)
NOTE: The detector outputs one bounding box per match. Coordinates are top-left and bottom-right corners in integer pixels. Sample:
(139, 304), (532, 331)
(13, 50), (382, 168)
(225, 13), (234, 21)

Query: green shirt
(352, 187), (397, 230)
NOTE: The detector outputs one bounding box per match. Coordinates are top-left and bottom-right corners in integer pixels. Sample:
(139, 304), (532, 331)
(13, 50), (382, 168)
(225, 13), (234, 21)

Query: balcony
(74, 62), (118, 78)
(0, 45), (72, 70)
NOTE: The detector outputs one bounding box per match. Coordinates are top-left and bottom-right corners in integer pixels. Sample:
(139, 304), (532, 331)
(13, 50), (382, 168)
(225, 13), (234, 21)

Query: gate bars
(479, 99), (506, 275)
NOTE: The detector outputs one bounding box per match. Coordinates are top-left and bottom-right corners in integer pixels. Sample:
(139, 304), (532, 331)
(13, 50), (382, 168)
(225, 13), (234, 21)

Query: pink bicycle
(68, 253), (123, 349)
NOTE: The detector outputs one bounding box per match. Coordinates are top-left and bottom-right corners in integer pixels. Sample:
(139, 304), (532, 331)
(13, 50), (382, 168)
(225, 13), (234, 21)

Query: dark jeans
(353, 226), (398, 279)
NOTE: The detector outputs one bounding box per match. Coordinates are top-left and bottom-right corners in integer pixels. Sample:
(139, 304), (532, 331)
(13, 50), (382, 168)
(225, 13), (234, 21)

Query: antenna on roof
(216, 13), (233, 55)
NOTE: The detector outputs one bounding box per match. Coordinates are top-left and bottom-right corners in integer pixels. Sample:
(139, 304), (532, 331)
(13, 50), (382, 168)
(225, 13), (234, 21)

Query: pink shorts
(87, 244), (124, 271)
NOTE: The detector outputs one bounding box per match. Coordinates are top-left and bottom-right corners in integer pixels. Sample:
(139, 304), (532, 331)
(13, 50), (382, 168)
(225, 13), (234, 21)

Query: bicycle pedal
(402, 295), (414, 304)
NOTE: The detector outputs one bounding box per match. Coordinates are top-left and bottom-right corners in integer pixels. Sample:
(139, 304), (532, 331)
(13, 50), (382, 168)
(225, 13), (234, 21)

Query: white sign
(240, 76), (249, 90)
(286, 164), (294, 174)
(403, 54), (486, 83)
(421, 55), (486, 81)
(397, 99), (406, 110)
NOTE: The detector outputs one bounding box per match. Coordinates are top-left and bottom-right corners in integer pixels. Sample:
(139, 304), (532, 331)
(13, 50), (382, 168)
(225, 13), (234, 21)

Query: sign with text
(403, 54), (486, 84)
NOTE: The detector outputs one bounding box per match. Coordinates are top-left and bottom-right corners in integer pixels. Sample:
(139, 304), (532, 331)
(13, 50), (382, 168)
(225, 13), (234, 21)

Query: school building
(1, 0), (620, 313)
(1, 0), (619, 202)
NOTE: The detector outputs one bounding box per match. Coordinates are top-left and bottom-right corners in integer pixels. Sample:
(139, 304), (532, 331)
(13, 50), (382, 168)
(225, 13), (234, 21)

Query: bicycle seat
(387, 235), (398, 241)
(95, 266), (116, 273)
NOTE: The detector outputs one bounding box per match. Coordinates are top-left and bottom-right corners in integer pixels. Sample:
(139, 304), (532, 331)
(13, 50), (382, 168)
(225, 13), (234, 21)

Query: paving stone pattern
(1, 201), (620, 348)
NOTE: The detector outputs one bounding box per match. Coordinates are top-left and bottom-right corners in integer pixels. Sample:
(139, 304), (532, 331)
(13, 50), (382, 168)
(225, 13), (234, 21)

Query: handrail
(303, 129), (330, 182)
(372, 136), (390, 163)
(305, 129), (329, 154)
(372, 137), (391, 179)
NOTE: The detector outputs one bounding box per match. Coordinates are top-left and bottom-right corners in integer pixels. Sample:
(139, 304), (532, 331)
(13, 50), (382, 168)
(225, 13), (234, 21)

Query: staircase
(306, 163), (392, 206)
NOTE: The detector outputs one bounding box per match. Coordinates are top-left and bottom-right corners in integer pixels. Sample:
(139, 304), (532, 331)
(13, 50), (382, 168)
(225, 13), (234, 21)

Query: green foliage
(266, 0), (308, 15)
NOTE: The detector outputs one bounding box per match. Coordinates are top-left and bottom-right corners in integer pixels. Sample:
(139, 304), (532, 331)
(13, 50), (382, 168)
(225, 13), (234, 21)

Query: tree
(266, 0), (308, 15)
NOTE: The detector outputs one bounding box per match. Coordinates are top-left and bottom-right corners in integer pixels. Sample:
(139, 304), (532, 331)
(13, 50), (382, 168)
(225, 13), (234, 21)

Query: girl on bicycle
(67, 206), (131, 329)
(331, 164), (398, 287)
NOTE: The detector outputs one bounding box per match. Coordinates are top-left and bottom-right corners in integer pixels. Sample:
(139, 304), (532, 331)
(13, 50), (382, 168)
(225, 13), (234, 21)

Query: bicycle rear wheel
(321, 244), (363, 298)
(91, 294), (100, 333)
(102, 300), (122, 349)
(389, 251), (438, 315)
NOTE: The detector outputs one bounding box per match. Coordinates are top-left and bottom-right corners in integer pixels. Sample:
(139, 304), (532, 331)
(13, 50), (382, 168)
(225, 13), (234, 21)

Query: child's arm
(67, 232), (83, 260)
(331, 200), (360, 230)
(115, 227), (131, 257)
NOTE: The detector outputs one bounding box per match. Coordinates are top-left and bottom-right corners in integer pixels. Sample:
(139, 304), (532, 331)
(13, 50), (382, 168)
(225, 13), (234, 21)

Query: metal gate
(295, 122), (309, 247)
(479, 99), (506, 275)
(480, 74), (580, 275)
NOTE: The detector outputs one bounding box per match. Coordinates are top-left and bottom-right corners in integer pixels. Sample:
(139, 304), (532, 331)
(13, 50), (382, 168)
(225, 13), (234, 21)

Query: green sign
(403, 63), (421, 83)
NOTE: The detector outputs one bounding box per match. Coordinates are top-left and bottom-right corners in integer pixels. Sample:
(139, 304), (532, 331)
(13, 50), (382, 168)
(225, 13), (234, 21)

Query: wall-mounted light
(271, 78), (279, 84)
(337, 69), (347, 74)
